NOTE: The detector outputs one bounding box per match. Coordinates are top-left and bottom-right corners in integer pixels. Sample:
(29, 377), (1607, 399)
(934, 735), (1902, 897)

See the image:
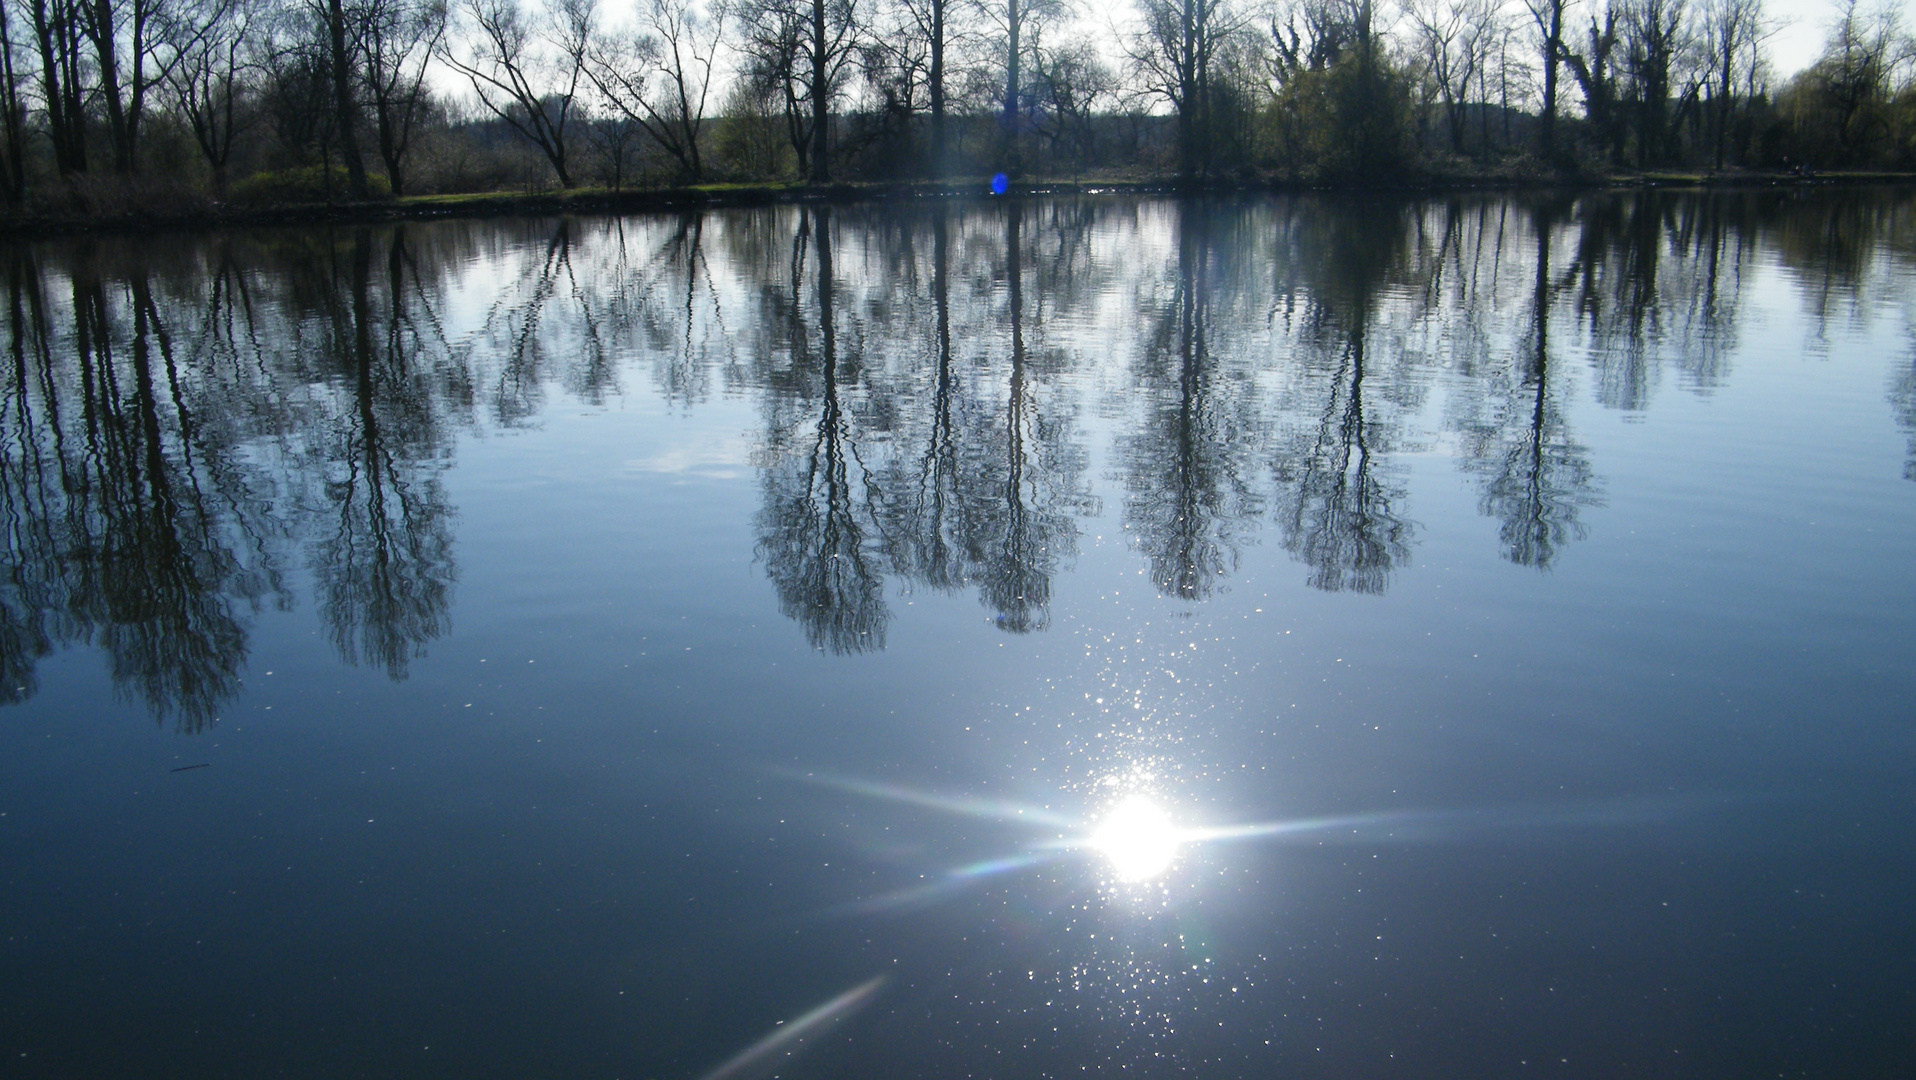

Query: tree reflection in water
(1120, 201), (1263, 601)
(1457, 202), (1601, 569)
(754, 202), (1096, 651)
(875, 206), (969, 596)
(0, 248), (273, 728)
(754, 207), (891, 654)
(963, 202), (1091, 631)
(309, 229), (456, 679)
(1, 190), (1911, 714)
(0, 229), (465, 724)
(1270, 200), (1417, 595)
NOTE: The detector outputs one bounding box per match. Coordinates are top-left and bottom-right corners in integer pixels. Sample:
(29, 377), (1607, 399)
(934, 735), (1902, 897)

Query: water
(1, 190), (1912, 1078)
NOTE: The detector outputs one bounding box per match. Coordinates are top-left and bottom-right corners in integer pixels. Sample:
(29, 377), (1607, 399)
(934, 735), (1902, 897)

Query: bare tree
(358, 0), (445, 194)
(1491, 15), (1528, 149)
(169, 0), (256, 196)
(735, 0), (810, 169)
(1522, 0), (1570, 158)
(1127, 0), (1252, 178)
(26, 0), (92, 175)
(317, 0), (370, 194)
(1697, 0), (1767, 169)
(978, 0), (1057, 156)
(1027, 30), (1114, 166)
(1406, 0), (1499, 154)
(858, 0), (931, 160)
(1268, 0), (1361, 80)
(261, 13), (339, 170)
(582, 108), (644, 185)
(82, 0), (218, 173)
(1790, 0), (1906, 163)
(1618, 0), (1691, 165)
(880, 0), (956, 172)
(861, 0), (968, 174)
(805, 0), (861, 179)
(582, 0), (725, 182)
(1561, 0), (1624, 162)
(0, 0), (32, 199)
(441, 0), (593, 187)
(735, 0), (860, 180)
(1262, 0), (1408, 177)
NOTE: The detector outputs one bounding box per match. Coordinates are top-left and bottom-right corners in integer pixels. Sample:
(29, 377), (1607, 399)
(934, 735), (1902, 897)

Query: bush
(228, 165), (395, 206)
(1311, 53), (1415, 182)
(42, 174), (214, 218)
(713, 82), (797, 181)
(1260, 51), (1415, 183)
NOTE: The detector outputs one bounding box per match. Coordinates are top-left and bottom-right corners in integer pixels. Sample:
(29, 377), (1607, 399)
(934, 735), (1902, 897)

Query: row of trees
(6, 190), (1910, 716)
(0, 0), (1912, 207)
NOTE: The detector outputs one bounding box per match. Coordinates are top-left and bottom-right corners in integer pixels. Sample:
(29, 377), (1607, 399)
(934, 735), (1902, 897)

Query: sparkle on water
(1091, 796), (1181, 881)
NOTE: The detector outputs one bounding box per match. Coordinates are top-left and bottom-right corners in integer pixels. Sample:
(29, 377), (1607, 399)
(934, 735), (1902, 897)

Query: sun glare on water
(1091, 796), (1180, 881)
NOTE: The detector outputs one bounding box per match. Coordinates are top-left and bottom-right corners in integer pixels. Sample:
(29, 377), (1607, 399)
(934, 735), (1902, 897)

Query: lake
(2, 190), (1913, 1078)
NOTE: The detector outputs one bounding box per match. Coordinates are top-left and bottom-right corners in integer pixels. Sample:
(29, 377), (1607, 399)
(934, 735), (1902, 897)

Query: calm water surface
(2, 191), (1913, 1078)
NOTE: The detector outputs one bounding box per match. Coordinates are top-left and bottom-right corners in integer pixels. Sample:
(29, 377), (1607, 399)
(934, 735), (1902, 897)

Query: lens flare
(1091, 796), (1179, 881)
(696, 976), (886, 1080)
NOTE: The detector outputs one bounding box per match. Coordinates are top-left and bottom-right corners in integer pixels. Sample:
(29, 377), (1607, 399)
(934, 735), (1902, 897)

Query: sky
(431, 0), (1913, 114)
(1760, 0), (1909, 78)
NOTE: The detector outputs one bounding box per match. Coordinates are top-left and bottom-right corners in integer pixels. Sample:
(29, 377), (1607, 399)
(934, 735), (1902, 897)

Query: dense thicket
(0, 0), (1911, 210)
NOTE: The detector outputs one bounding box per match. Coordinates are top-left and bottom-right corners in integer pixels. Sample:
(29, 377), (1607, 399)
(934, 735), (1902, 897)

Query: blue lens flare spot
(991, 173), (1009, 195)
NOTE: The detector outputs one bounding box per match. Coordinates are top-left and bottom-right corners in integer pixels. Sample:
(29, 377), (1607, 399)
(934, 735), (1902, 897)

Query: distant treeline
(0, 0), (1913, 213)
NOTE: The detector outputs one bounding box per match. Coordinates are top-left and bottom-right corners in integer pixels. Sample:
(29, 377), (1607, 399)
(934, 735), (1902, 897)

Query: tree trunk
(377, 107), (407, 196)
(1539, 0), (1562, 160)
(809, 0), (829, 182)
(1177, 0), (1196, 179)
(1479, 62), (1491, 157)
(1713, 36), (1731, 170)
(930, 0), (945, 176)
(329, 0), (371, 199)
(33, 0), (89, 176)
(1003, 0), (1018, 145)
(88, 0), (135, 173)
(0, 13), (26, 203)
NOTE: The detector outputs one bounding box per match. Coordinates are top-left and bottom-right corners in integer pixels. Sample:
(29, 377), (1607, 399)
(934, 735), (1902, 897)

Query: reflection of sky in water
(0, 192), (1913, 1078)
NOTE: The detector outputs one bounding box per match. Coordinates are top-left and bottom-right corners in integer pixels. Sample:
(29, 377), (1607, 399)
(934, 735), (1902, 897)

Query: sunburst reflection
(1090, 795), (1181, 880)
(785, 767), (1690, 910)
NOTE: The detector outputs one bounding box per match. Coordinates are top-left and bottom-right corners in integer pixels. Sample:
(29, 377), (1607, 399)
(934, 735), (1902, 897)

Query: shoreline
(3, 171), (1912, 240)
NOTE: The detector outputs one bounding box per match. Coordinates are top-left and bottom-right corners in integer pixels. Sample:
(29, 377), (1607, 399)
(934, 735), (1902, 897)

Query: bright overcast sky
(434, 0), (1909, 107)
(1762, 0), (1912, 77)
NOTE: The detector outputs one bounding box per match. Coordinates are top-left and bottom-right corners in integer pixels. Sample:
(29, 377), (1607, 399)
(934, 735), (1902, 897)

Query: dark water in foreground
(1, 191), (1913, 1078)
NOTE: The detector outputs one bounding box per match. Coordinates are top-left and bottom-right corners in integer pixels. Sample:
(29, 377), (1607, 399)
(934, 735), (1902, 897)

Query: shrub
(1260, 48), (1417, 184)
(228, 165), (395, 206)
(43, 174), (215, 218)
